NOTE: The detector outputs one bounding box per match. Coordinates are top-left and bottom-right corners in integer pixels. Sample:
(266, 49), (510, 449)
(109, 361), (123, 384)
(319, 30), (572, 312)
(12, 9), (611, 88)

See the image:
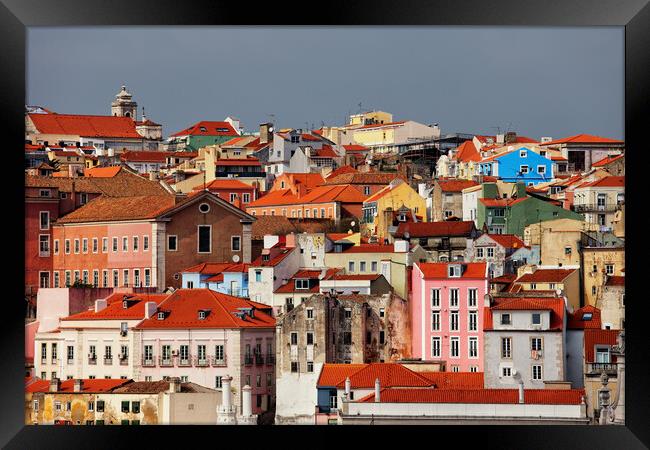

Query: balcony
(586, 362), (618, 376)
(244, 355), (254, 366)
(103, 357), (113, 365)
(194, 356), (210, 367)
(223, 288), (248, 298)
(574, 203), (621, 213)
(255, 354), (264, 366)
(265, 354), (275, 365)
(67, 359), (74, 365)
(119, 357), (128, 366)
(178, 357), (192, 367)
(50, 358), (59, 365)
(159, 357), (174, 367)
(212, 357), (227, 367)
(142, 358), (155, 367)
(88, 356), (97, 365)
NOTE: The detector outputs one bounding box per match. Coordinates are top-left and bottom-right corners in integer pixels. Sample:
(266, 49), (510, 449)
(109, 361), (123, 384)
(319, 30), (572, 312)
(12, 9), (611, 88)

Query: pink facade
(411, 262), (488, 372)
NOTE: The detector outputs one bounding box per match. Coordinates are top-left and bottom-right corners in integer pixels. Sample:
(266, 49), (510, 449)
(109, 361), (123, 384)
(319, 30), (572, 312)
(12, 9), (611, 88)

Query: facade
(393, 221), (479, 262)
(411, 262), (488, 372)
(191, 179), (258, 210)
(478, 146), (555, 186)
(581, 245), (625, 307)
(572, 176), (625, 230)
(164, 120), (240, 152)
(512, 268), (581, 310)
(466, 234), (529, 278)
(181, 262), (250, 297)
(539, 134), (624, 173)
(600, 276), (624, 330)
(432, 179), (479, 221)
(344, 120), (440, 154)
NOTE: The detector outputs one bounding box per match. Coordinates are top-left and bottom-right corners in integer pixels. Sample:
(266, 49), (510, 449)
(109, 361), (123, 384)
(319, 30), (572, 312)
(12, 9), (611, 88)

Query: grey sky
(27, 27), (624, 140)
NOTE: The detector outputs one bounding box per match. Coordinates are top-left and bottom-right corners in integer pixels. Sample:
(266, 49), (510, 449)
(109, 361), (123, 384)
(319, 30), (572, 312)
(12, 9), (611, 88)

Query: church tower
(111, 85), (138, 120)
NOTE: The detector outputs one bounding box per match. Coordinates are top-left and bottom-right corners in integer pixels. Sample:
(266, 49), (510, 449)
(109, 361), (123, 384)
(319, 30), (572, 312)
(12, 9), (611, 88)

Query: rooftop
(28, 113), (143, 139)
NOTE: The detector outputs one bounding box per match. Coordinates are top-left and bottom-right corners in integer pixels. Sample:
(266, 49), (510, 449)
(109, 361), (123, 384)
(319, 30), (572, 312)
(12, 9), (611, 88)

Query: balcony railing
(255, 354), (264, 366)
(67, 359), (74, 365)
(587, 362), (618, 375)
(119, 357), (128, 366)
(104, 357), (113, 365)
(265, 354), (275, 365)
(574, 203), (621, 213)
(194, 356), (209, 367)
(41, 358), (47, 365)
(222, 288), (249, 298)
(142, 358), (155, 367)
(178, 357), (192, 367)
(212, 357), (227, 367)
(159, 356), (174, 367)
(244, 355), (254, 366)
(88, 356), (97, 365)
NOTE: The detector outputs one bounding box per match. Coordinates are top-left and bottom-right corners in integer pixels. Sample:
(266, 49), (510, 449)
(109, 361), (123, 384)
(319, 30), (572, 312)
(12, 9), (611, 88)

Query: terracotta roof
(418, 372), (484, 389)
(250, 248), (295, 267)
(592, 154), (624, 167)
(363, 181), (404, 203)
(26, 379), (131, 393)
(78, 166), (117, 178)
(170, 121), (238, 137)
(540, 134), (624, 146)
(194, 179), (254, 191)
(326, 165), (358, 179)
(246, 189), (297, 207)
(321, 172), (403, 186)
(479, 197), (528, 207)
(274, 268), (339, 293)
(575, 176), (625, 189)
(329, 274), (381, 281)
(491, 274), (517, 284)
(584, 329), (621, 362)
(605, 276), (625, 286)
(56, 195), (175, 223)
(317, 364), (368, 386)
(438, 179), (479, 192)
(318, 363), (433, 388)
(358, 388), (584, 405)
(515, 269), (576, 283)
(514, 136), (539, 143)
(215, 157), (261, 167)
(28, 113), (143, 139)
(416, 262), (487, 279)
(284, 173), (325, 190)
(487, 296), (565, 330)
(327, 233), (354, 242)
(567, 305), (602, 330)
(182, 262), (237, 274)
(337, 244), (400, 254)
(111, 381), (215, 394)
(354, 121), (406, 130)
(62, 293), (169, 321)
(455, 141), (481, 162)
(485, 234), (526, 249)
(250, 216), (298, 239)
(314, 144), (338, 158)
(120, 151), (175, 163)
(394, 221), (475, 238)
(133, 289), (275, 329)
(343, 144), (370, 152)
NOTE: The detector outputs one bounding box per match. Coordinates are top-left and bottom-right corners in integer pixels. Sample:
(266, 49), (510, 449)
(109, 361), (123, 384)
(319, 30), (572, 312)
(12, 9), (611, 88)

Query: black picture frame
(1, 0), (648, 448)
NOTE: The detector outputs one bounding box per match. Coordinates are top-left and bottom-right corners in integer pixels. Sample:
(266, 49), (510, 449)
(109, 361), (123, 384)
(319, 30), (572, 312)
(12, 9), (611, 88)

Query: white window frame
(537, 165), (546, 174)
(74, 239), (80, 254)
(39, 211), (50, 231)
(431, 311), (440, 331)
(65, 239), (70, 254)
(468, 336), (478, 359)
(112, 237), (118, 252)
(144, 268), (151, 287)
(133, 236), (139, 252)
(449, 311), (459, 331)
(431, 337), (441, 358)
(143, 235), (149, 251)
(450, 337), (460, 358)
(122, 236), (128, 252)
(519, 165), (529, 174)
(468, 288), (478, 308)
(231, 235), (241, 252)
(92, 238), (98, 254)
(82, 238), (88, 254)
(468, 310), (478, 331)
(102, 237), (108, 253)
(532, 365), (543, 380)
(242, 193), (250, 203)
(449, 288), (459, 308)
(476, 247), (484, 258)
(431, 289), (440, 308)
(197, 225), (212, 253)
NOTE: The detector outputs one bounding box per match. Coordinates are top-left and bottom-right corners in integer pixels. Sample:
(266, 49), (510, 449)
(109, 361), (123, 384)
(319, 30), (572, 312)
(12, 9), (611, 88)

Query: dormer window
(198, 310), (206, 320)
(398, 214), (407, 222)
(295, 279), (309, 290)
(520, 150), (527, 158)
(448, 265), (462, 278)
(122, 300), (128, 309)
(157, 311), (165, 320)
(582, 312), (593, 321)
(199, 126), (207, 132)
(262, 254), (270, 262)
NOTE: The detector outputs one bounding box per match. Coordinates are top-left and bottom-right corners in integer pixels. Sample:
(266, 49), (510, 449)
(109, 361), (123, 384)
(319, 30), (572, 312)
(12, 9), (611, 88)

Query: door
(230, 280), (239, 296)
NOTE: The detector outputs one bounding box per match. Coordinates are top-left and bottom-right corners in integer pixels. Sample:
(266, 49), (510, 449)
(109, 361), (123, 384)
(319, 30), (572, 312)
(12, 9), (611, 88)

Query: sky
(27, 27), (624, 140)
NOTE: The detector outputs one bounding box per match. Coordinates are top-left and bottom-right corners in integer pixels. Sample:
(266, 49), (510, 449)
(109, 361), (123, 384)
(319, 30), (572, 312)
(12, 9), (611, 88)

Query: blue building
(478, 147), (554, 186)
(181, 262), (249, 297)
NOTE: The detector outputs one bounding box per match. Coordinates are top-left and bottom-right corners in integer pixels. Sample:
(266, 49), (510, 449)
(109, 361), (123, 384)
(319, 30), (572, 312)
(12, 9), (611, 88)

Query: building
(119, 151), (176, 174)
(272, 268), (340, 316)
(483, 292), (568, 389)
(52, 189), (255, 291)
(288, 144), (341, 173)
(581, 329), (622, 420)
(164, 120), (240, 152)
(181, 262), (250, 297)
(191, 179), (258, 209)
(523, 218), (599, 266)
(432, 179), (479, 221)
(319, 171), (404, 197)
(132, 289), (276, 415)
(319, 273), (392, 296)
(539, 134), (624, 173)
(466, 234), (530, 278)
(591, 153), (625, 176)
(268, 172), (324, 196)
(324, 241), (428, 300)
(393, 221), (479, 262)
(572, 176), (625, 231)
(274, 292), (410, 424)
(411, 262), (488, 372)
(580, 237), (625, 307)
(267, 129), (331, 176)
(343, 120), (440, 155)
(600, 275), (625, 330)
(477, 146), (555, 186)
(511, 267), (580, 310)
(361, 179), (427, 241)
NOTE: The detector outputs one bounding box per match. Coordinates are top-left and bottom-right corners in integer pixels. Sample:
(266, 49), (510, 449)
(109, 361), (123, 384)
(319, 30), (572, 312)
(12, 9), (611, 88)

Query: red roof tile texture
(419, 372), (484, 389)
(56, 195), (176, 223)
(318, 363), (433, 388)
(592, 154), (624, 167)
(584, 329), (621, 362)
(134, 289), (275, 329)
(455, 140), (481, 162)
(486, 234), (527, 249)
(358, 388), (584, 405)
(170, 121), (238, 137)
(567, 305), (602, 330)
(29, 114), (143, 139)
(438, 179), (479, 192)
(540, 134), (624, 146)
(62, 293), (169, 321)
(515, 269), (576, 283)
(26, 379), (131, 393)
(321, 172), (403, 186)
(416, 262), (487, 279)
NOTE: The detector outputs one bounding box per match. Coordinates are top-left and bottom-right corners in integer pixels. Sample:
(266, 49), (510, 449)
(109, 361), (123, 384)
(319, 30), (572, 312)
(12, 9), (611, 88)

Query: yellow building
(582, 246), (625, 307)
(348, 110), (393, 126)
(524, 218), (599, 267)
(361, 180), (427, 241)
(513, 267), (581, 310)
(524, 218), (597, 246)
(324, 241), (428, 300)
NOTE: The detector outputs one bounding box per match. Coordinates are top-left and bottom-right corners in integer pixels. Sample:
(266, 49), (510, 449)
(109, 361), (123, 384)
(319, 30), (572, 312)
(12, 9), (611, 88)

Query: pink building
(411, 262), (488, 372)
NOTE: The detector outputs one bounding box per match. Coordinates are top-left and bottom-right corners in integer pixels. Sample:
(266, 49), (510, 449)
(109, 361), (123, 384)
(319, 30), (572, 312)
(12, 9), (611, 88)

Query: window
(82, 270), (89, 284)
(531, 337), (543, 351)
(450, 311), (459, 331)
(501, 337), (512, 358)
(596, 346), (611, 363)
(144, 345), (153, 362)
(112, 270), (119, 288)
(198, 225), (211, 253)
(343, 332), (352, 345)
(469, 337), (478, 358)
(242, 193), (250, 203)
(74, 270), (80, 283)
(123, 269), (129, 287)
(306, 361), (314, 373)
(134, 269), (140, 287)
(359, 261), (366, 272)
(605, 264), (614, 275)
(143, 235), (149, 251)
(592, 286), (597, 296)
(74, 239), (80, 254)
(363, 186), (371, 196)
(431, 336), (441, 358)
(379, 330), (385, 344)
(215, 344), (224, 363)
(448, 265), (461, 277)
(65, 239), (70, 254)
(53, 271), (60, 287)
(468, 288), (478, 307)
(306, 308), (314, 319)
(168, 235), (178, 251)
(449, 289), (459, 308)
(370, 261), (378, 272)
(519, 150), (527, 158)
(537, 165), (546, 175)
(306, 332), (314, 345)
(502, 366), (512, 377)
(348, 261), (355, 272)
(450, 337), (460, 358)
(493, 208), (505, 217)
(96, 400), (105, 412)
(112, 237), (118, 252)
(469, 311), (478, 331)
(197, 345), (207, 363)
(39, 189), (51, 198)
(102, 237), (108, 253)
(132, 236), (139, 252)
(215, 376), (223, 389)
(290, 332), (298, 345)
(519, 165), (529, 174)
(87, 401), (93, 411)
(255, 270), (262, 282)
(431, 289), (440, 308)
(501, 313), (511, 325)
(530, 282), (537, 289)
(122, 401), (130, 413)
(39, 211), (50, 230)
(122, 237), (128, 252)
(321, 208), (326, 218)
(532, 313), (541, 325)
(39, 271), (50, 288)
(291, 362), (299, 373)
(476, 247), (484, 258)
(231, 236), (241, 252)
(486, 247), (494, 258)
(379, 308), (385, 318)
(93, 270), (99, 287)
(532, 365), (543, 380)
(344, 308), (352, 319)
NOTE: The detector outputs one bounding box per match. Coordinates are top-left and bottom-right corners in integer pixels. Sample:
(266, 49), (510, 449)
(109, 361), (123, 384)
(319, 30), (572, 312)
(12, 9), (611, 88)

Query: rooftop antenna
(358, 102), (363, 114)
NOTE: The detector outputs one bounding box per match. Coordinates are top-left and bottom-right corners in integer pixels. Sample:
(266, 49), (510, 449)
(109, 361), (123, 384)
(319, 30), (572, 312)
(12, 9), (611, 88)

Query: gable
(157, 191), (256, 222)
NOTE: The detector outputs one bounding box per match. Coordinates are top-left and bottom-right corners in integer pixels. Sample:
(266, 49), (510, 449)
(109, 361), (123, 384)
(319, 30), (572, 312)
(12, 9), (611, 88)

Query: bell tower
(111, 85), (138, 120)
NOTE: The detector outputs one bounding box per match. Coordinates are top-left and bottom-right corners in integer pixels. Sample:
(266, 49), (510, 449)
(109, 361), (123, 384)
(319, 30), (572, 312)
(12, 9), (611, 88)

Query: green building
(165, 120), (240, 152)
(477, 182), (584, 237)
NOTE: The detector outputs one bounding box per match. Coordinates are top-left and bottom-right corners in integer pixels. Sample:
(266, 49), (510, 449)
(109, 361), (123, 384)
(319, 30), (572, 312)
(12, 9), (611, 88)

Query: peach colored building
(411, 262), (488, 372)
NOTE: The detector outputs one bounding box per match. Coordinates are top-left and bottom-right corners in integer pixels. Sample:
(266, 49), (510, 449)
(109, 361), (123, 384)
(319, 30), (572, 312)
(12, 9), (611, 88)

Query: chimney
(259, 123), (273, 145)
(149, 171), (158, 181)
(168, 376), (181, 393)
(285, 233), (296, 249)
(242, 385), (253, 417)
(374, 378), (381, 402)
(221, 375), (233, 411)
(73, 379), (83, 393)
(144, 301), (158, 319)
(484, 293), (492, 308)
(344, 377), (351, 398)
(94, 299), (107, 313)
(49, 378), (61, 392)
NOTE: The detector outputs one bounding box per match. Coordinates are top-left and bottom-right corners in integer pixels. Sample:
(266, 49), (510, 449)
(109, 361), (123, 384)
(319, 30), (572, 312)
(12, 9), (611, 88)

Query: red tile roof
(215, 157), (261, 167)
(358, 388), (585, 405)
(250, 248), (295, 267)
(56, 195), (176, 223)
(605, 276), (625, 287)
(486, 234), (527, 249)
(28, 114), (143, 139)
(182, 262), (238, 274)
(394, 221), (476, 238)
(299, 184), (368, 204)
(487, 296), (565, 330)
(329, 274), (381, 281)
(170, 121), (238, 137)
(515, 269), (577, 283)
(455, 141), (481, 162)
(194, 179), (254, 191)
(316, 364), (368, 386)
(318, 363), (433, 388)
(567, 305), (602, 330)
(246, 189), (297, 207)
(326, 165), (358, 179)
(592, 154), (624, 167)
(83, 166), (122, 178)
(120, 151), (175, 163)
(419, 372), (484, 389)
(343, 144), (370, 152)
(438, 179), (479, 192)
(133, 289), (275, 329)
(479, 197), (528, 207)
(26, 379), (131, 393)
(354, 121), (407, 130)
(363, 181), (403, 203)
(584, 329), (621, 362)
(62, 293), (169, 321)
(274, 268), (339, 293)
(416, 262), (487, 279)
(337, 244), (401, 254)
(321, 172), (403, 186)
(314, 144), (338, 158)
(540, 134), (624, 146)
(575, 176), (625, 189)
